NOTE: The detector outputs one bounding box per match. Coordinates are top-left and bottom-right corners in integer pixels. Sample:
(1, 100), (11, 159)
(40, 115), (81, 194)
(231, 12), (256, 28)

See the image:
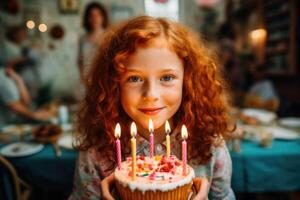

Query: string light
(26, 20), (35, 29)
(38, 24), (47, 32)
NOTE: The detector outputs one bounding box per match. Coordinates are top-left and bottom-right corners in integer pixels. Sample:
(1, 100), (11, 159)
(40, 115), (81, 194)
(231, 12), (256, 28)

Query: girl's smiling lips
(138, 107), (166, 115)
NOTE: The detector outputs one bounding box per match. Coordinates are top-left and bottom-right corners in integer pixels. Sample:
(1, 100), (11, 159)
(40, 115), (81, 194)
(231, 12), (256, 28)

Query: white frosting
(114, 155), (195, 193)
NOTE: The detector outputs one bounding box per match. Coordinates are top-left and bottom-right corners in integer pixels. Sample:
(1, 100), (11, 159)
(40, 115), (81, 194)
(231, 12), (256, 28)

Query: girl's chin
(135, 119), (165, 131)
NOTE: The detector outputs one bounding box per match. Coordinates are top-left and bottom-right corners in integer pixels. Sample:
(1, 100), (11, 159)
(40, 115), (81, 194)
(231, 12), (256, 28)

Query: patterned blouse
(69, 131), (235, 200)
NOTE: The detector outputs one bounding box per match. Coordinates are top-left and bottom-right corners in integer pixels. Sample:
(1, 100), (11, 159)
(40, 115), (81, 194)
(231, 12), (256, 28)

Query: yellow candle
(165, 120), (171, 158)
(131, 137), (136, 180)
(130, 122), (137, 180)
(166, 135), (170, 157)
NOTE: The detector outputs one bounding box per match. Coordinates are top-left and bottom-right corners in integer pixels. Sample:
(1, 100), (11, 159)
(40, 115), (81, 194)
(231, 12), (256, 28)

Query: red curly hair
(75, 16), (233, 167)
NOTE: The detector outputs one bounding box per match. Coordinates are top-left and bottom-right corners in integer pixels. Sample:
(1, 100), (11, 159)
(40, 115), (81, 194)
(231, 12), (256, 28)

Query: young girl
(69, 16), (235, 200)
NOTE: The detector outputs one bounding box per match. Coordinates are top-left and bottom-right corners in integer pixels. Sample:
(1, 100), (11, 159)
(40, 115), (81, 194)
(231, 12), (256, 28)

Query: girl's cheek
(128, 86), (143, 98)
(121, 85), (142, 104)
(162, 87), (182, 105)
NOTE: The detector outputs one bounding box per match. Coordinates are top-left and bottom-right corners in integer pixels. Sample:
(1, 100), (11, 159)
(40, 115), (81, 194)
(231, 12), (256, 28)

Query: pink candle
(116, 139), (121, 170)
(114, 123), (122, 170)
(181, 125), (188, 176)
(149, 119), (154, 158)
(182, 140), (187, 175)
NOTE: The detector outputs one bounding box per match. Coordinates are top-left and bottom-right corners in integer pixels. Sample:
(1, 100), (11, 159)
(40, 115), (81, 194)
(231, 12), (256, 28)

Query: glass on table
(259, 130), (273, 148)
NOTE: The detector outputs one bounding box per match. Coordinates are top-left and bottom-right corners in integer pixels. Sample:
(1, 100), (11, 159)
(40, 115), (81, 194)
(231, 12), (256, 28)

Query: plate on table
(0, 142), (44, 157)
(240, 108), (276, 124)
(57, 134), (74, 150)
(278, 117), (300, 129)
(0, 125), (34, 143)
(265, 126), (299, 140)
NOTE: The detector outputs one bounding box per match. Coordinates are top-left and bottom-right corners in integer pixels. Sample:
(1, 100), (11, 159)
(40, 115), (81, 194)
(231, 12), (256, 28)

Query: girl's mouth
(138, 107), (165, 116)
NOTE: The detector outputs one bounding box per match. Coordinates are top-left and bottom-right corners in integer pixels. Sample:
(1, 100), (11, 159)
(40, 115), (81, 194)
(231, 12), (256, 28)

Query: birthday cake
(115, 154), (195, 200)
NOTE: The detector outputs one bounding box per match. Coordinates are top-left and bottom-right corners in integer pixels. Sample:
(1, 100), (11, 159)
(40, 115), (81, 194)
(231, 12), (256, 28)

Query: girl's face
(89, 8), (104, 29)
(120, 42), (184, 130)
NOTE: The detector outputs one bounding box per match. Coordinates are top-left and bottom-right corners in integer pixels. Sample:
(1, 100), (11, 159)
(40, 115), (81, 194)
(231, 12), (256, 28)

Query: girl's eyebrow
(160, 68), (180, 73)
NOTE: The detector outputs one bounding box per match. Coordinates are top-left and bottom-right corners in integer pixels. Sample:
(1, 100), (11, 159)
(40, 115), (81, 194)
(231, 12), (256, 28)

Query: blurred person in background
(0, 25), (52, 124)
(1, 25), (42, 101)
(244, 66), (280, 112)
(78, 2), (109, 81)
(0, 65), (52, 124)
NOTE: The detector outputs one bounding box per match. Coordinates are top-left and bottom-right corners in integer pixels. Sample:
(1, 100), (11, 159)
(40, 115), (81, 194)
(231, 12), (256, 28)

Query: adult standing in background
(78, 2), (109, 81)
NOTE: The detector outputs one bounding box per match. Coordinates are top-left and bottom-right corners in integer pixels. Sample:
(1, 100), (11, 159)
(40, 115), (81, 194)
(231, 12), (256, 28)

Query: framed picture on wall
(58, 0), (79, 14)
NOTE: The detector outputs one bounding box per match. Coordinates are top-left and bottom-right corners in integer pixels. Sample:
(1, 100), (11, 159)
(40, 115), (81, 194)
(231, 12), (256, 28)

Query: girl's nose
(142, 80), (159, 101)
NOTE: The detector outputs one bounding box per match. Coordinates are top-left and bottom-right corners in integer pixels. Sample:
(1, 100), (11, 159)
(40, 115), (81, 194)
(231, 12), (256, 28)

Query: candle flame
(181, 125), (188, 140)
(114, 123), (121, 138)
(131, 122), (137, 137)
(149, 118), (154, 133)
(165, 120), (171, 134)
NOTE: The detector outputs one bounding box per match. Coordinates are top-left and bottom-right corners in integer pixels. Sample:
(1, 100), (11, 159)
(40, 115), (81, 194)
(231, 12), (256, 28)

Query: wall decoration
(58, 0), (79, 14)
(49, 24), (65, 40)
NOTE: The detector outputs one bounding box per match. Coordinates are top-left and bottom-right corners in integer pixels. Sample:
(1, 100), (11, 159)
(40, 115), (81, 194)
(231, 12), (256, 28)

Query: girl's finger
(101, 173), (115, 200)
(193, 178), (209, 200)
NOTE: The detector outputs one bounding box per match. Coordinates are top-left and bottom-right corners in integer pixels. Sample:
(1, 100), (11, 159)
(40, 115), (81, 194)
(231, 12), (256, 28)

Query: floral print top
(69, 131), (235, 200)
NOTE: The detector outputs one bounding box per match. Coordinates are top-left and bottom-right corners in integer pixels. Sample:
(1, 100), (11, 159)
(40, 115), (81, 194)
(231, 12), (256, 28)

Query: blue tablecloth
(0, 143), (77, 199)
(11, 145), (77, 190)
(231, 140), (300, 193)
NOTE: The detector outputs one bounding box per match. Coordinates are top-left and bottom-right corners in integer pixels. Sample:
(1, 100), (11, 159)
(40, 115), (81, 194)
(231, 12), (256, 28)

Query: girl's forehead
(123, 46), (183, 73)
(126, 37), (176, 60)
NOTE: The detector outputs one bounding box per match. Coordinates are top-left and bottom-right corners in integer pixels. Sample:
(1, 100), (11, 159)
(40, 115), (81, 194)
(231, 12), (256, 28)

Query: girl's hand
(100, 173), (115, 200)
(192, 178), (209, 200)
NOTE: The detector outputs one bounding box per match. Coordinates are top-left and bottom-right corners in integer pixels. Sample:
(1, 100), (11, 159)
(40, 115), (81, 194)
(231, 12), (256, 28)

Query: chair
(0, 155), (31, 200)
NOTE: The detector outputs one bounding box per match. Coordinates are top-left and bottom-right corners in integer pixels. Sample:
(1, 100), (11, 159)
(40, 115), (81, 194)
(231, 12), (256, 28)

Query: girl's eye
(160, 75), (174, 82)
(127, 76), (142, 82)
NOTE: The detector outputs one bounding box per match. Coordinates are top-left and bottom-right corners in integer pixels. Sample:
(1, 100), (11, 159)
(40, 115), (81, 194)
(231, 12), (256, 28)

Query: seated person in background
(0, 25), (52, 125)
(244, 70), (279, 112)
(0, 65), (52, 124)
(1, 25), (41, 102)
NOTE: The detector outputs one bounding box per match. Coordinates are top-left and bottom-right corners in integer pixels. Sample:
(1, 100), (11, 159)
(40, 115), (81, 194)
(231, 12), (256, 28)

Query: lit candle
(181, 125), (188, 176)
(165, 120), (171, 158)
(131, 122), (137, 180)
(149, 119), (154, 158)
(114, 123), (121, 170)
